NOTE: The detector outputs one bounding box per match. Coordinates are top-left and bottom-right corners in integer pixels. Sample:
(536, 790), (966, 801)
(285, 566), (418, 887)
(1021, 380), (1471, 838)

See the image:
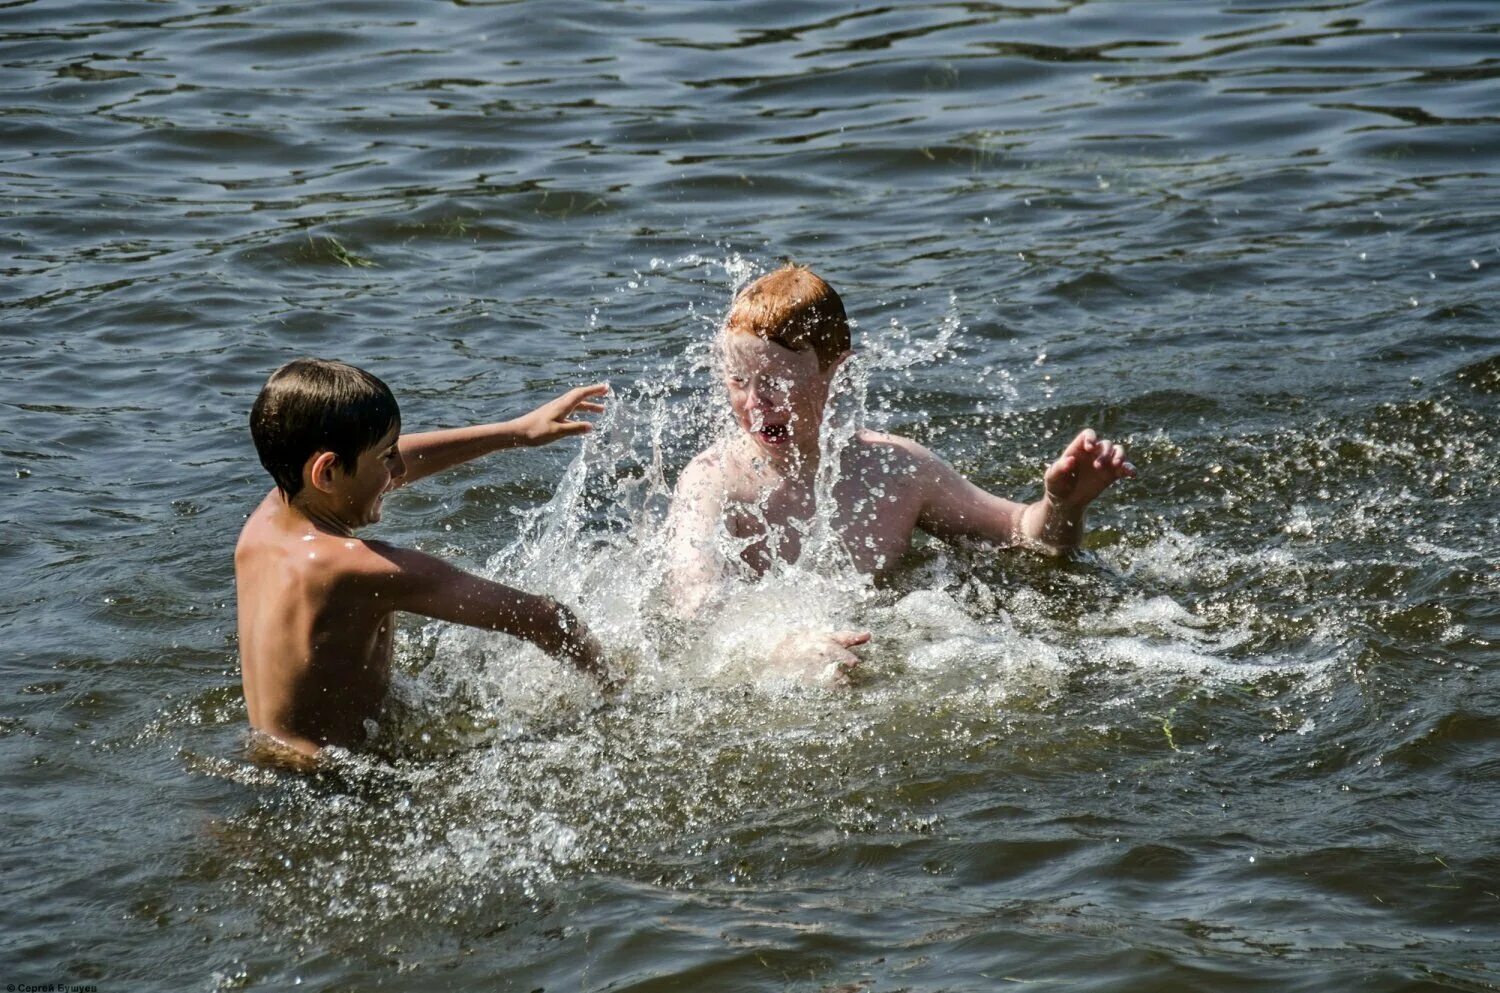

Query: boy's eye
(727, 375), (748, 387)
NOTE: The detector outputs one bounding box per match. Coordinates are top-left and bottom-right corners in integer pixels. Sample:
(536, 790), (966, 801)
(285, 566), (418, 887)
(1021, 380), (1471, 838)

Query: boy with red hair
(666, 265), (1135, 681)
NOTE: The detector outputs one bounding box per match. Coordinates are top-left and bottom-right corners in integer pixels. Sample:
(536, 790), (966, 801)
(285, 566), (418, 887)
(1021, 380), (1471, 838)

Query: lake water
(2, 1), (1498, 990)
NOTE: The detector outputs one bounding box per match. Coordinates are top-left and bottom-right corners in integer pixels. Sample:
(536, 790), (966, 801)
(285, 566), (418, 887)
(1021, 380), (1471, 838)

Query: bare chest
(723, 468), (924, 576)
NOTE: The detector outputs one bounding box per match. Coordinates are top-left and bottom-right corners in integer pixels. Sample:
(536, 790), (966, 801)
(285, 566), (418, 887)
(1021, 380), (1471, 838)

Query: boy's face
(334, 424), (405, 527)
(720, 333), (833, 460)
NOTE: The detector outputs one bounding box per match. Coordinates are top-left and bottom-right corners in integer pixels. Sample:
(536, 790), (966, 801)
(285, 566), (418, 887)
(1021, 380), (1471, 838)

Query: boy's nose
(751, 382), (784, 406)
(392, 453), (408, 480)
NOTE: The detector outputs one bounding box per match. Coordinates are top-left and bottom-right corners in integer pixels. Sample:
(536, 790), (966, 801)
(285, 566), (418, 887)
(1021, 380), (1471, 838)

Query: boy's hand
(1043, 429), (1136, 511)
(509, 384), (608, 446)
(769, 630), (870, 688)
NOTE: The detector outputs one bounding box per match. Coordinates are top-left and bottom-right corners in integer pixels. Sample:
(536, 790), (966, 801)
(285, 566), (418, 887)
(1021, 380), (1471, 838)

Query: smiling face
(335, 423), (405, 527)
(720, 333), (835, 462)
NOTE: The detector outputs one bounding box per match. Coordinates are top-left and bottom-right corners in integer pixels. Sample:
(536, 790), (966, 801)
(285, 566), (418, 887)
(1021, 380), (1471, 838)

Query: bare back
(235, 491), (394, 753)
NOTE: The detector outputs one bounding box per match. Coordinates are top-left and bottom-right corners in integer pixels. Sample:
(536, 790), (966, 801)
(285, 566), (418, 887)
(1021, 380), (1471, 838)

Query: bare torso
(713, 429), (931, 577)
(235, 491), (394, 752)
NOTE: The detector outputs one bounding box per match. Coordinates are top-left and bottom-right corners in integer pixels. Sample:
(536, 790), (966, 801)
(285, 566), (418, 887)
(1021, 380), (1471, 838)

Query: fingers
(1047, 430), (1138, 505)
(1061, 428), (1097, 460)
(538, 384), (608, 436)
(826, 647), (861, 687)
(566, 383), (609, 403)
(1045, 452), (1076, 482)
(552, 383), (609, 416)
(831, 632), (869, 686)
(1091, 439), (1135, 479)
(1061, 430), (1136, 480)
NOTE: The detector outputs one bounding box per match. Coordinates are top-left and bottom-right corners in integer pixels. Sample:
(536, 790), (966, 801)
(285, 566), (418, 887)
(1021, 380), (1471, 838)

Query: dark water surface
(3, 1), (1499, 990)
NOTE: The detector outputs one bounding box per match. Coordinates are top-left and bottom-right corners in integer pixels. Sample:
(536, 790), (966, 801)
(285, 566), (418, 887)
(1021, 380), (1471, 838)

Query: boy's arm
(916, 430), (1134, 555)
(355, 540), (612, 686)
(663, 453), (731, 618)
(396, 384), (607, 486)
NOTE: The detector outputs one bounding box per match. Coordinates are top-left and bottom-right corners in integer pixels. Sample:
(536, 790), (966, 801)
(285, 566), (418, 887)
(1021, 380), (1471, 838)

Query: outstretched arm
(358, 541), (612, 686)
(917, 429), (1134, 555)
(396, 384), (607, 487)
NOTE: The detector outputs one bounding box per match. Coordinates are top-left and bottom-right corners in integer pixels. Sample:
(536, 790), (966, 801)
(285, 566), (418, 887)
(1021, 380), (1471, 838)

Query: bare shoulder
(234, 490), (281, 557)
(849, 430), (971, 515)
(853, 428), (948, 472)
(673, 441), (734, 502)
(331, 536), (432, 586)
(677, 442), (727, 484)
(238, 512), (416, 595)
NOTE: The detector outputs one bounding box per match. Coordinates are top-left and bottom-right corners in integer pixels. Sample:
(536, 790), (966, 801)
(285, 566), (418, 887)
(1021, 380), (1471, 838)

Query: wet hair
(249, 358), (400, 498)
(723, 264), (850, 371)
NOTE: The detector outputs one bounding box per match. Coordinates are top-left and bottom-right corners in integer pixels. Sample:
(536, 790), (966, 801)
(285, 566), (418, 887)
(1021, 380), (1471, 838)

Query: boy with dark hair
(665, 265), (1136, 683)
(237, 358), (612, 759)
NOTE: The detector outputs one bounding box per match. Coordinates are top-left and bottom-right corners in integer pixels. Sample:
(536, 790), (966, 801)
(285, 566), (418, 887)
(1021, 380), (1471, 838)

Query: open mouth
(756, 423), (790, 445)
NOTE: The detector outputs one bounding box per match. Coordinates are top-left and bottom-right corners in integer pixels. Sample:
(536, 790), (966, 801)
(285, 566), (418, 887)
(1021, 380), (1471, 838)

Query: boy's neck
(285, 491), (357, 537)
(738, 434), (821, 485)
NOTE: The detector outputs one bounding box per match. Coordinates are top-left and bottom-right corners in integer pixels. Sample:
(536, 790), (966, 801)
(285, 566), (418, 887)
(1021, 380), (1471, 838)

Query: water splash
(211, 259), (1372, 949)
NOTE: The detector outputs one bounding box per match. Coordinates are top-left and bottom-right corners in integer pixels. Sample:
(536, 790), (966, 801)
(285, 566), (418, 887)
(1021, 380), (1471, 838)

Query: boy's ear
(307, 451), (340, 494)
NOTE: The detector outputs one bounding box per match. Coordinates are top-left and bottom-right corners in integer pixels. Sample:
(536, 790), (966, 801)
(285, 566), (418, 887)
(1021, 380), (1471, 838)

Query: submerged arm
(396, 384), (607, 486)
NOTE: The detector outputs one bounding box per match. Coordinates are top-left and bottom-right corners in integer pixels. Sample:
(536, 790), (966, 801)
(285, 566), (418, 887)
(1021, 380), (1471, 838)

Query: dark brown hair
(724, 265), (850, 371)
(249, 358), (400, 498)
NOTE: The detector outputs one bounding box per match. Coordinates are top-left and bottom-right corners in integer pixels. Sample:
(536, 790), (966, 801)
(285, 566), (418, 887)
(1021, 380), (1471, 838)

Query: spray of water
(205, 257), (1355, 949)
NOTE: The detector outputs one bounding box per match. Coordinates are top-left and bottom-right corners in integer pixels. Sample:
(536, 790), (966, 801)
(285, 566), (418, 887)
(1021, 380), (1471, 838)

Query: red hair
(724, 265), (849, 371)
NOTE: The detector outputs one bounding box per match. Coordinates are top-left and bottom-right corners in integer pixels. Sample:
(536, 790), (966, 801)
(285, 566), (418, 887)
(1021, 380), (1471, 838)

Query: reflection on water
(2, 0), (1498, 990)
